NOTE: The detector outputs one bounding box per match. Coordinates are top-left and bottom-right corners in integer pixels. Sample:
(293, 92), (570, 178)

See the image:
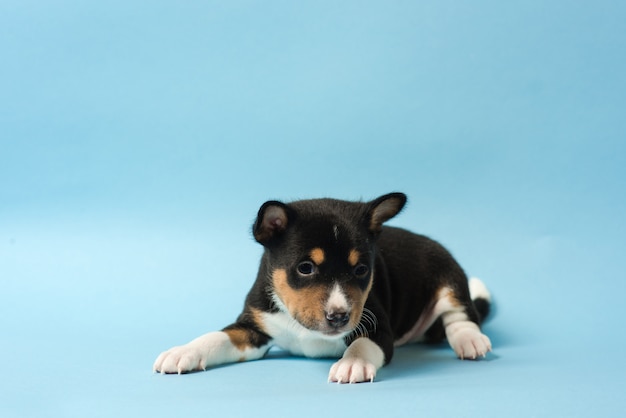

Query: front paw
(328, 358), (377, 384)
(153, 344), (207, 374)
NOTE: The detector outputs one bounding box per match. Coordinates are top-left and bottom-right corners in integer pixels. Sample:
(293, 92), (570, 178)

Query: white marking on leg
(152, 331), (268, 374)
(328, 337), (384, 384)
(442, 310), (492, 360)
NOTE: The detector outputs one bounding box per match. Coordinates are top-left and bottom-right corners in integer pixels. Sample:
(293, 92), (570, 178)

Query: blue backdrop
(1, 1), (625, 417)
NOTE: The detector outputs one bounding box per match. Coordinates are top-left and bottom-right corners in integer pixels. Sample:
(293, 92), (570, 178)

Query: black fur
(227, 193), (489, 364)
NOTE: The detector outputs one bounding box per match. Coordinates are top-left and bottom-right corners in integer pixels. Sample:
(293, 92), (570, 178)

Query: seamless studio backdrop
(1, 1), (625, 417)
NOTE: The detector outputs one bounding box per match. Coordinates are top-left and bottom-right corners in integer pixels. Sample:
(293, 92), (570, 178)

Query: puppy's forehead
(298, 218), (355, 246)
(285, 201), (370, 261)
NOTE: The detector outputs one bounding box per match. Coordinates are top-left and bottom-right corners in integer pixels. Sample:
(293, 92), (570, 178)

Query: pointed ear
(253, 201), (291, 245)
(365, 192), (407, 233)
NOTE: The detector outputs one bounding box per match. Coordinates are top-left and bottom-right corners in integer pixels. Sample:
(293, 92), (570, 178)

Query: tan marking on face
(348, 249), (360, 266)
(309, 248), (325, 265)
(272, 268), (327, 330)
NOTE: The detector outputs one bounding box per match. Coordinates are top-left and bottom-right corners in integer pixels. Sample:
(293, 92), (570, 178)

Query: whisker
(348, 308), (378, 342)
(360, 308), (378, 334)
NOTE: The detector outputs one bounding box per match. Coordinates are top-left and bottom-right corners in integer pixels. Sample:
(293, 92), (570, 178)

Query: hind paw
(447, 322), (492, 360)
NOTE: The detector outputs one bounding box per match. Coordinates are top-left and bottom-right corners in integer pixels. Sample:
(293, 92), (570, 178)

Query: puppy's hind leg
(436, 286), (492, 360)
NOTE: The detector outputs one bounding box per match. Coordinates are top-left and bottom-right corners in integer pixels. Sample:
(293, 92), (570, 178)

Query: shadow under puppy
(153, 192), (492, 383)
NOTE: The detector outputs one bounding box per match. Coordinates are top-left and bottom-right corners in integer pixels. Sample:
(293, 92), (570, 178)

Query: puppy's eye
(296, 261), (316, 276)
(353, 264), (370, 279)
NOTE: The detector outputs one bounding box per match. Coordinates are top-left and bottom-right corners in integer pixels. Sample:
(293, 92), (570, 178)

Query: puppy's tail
(469, 277), (492, 324)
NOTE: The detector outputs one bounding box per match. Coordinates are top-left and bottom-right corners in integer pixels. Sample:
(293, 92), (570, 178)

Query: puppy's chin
(315, 321), (358, 338)
(297, 319), (352, 337)
(320, 328), (350, 337)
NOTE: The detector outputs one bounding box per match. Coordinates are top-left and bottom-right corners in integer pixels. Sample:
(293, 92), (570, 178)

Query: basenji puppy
(153, 192), (492, 383)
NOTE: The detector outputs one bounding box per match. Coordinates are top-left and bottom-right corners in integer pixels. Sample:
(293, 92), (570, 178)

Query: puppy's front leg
(328, 337), (385, 384)
(153, 327), (270, 374)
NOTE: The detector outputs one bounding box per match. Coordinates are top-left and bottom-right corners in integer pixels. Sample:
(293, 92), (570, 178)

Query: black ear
(253, 200), (291, 245)
(365, 192), (407, 233)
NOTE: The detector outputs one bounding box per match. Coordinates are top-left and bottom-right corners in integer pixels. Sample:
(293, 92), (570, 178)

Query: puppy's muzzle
(325, 310), (350, 329)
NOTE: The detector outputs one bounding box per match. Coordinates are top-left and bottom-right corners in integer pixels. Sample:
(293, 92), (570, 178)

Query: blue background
(1, 1), (625, 417)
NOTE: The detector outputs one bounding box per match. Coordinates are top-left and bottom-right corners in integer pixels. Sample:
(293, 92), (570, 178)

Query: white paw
(448, 325), (492, 360)
(328, 357), (377, 384)
(153, 344), (207, 374)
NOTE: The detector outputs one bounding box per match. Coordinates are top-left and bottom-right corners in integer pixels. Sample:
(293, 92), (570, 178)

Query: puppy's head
(253, 193), (406, 337)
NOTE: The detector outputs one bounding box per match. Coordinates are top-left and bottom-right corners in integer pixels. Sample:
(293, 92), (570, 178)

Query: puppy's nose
(325, 311), (350, 328)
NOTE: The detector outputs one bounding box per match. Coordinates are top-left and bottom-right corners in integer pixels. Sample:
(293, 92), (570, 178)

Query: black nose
(325, 311), (350, 328)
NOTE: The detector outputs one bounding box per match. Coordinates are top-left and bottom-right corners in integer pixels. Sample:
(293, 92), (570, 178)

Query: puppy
(153, 193), (492, 383)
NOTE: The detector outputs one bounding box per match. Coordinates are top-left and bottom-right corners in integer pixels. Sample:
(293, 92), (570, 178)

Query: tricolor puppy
(153, 193), (492, 383)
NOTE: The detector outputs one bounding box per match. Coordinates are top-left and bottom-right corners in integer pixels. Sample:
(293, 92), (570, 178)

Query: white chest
(261, 311), (347, 358)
